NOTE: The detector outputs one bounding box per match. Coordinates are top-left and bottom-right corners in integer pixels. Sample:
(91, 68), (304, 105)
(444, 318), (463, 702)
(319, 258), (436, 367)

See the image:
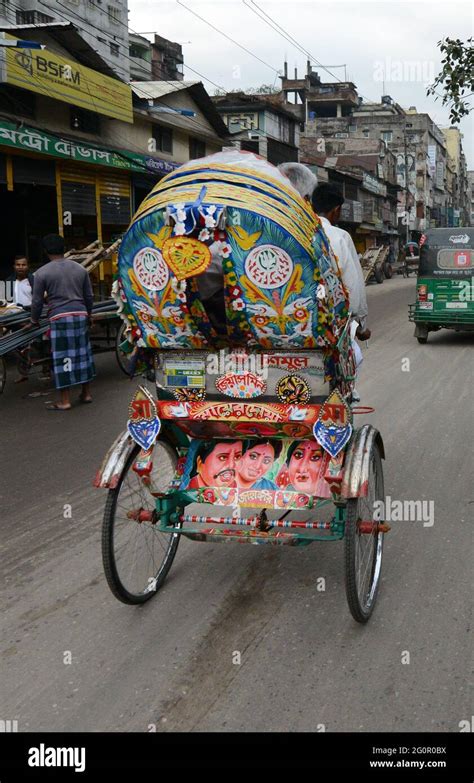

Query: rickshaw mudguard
(93, 422), (189, 489)
(340, 423), (385, 499)
(94, 429), (133, 489)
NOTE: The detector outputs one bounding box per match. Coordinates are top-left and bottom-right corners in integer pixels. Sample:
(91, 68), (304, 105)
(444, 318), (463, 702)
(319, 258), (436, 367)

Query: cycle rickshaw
(95, 152), (388, 623)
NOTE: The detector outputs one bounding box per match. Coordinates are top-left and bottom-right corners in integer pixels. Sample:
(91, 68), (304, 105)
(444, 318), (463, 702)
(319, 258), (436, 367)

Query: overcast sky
(129, 0), (474, 168)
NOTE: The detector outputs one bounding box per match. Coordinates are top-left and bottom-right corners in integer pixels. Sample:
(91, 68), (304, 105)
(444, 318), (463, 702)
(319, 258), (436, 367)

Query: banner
(0, 33), (132, 123)
(0, 120), (178, 175)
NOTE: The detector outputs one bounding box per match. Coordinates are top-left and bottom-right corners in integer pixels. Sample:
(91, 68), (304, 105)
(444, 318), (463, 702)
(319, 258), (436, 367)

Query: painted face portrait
(196, 441), (243, 487)
(235, 443), (275, 489)
(287, 440), (322, 493)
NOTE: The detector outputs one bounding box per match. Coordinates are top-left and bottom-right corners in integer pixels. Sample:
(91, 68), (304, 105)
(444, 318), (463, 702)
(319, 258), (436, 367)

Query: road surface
(1, 276), (472, 732)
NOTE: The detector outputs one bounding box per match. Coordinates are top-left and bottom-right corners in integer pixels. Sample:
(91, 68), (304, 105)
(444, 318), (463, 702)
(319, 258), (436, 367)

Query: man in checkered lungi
(30, 234), (95, 411)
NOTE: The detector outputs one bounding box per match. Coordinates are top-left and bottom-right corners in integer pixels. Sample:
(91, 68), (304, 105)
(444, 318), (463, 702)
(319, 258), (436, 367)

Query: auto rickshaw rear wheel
(414, 323), (429, 344)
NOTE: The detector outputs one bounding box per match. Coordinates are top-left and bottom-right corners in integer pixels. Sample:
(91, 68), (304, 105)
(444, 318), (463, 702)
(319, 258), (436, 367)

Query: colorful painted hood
(115, 150), (349, 350)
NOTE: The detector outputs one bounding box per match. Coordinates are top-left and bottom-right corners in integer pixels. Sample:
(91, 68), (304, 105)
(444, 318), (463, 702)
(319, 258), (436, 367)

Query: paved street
(1, 276), (472, 732)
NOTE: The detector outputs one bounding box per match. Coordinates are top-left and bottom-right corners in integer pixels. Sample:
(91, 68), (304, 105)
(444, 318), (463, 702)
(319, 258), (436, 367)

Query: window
(152, 124), (173, 154)
(362, 129), (370, 138)
(381, 130), (393, 143)
(189, 137), (205, 160)
(108, 5), (121, 23)
(130, 44), (149, 59)
(70, 108), (101, 134)
(16, 10), (53, 23)
(0, 85), (36, 119)
(110, 42), (119, 57)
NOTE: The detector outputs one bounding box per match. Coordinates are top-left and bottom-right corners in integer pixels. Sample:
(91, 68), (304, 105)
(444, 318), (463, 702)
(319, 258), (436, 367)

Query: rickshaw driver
(278, 166), (370, 339)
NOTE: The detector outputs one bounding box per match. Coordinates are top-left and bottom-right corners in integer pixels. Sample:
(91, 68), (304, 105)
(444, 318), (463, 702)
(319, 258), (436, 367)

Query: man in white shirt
(7, 256), (34, 308)
(311, 184), (370, 339)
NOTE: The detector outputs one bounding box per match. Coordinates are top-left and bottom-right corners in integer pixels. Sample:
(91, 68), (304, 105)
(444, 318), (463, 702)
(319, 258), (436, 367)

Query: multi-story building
(0, 23), (227, 272)
(129, 32), (184, 83)
(0, 0), (130, 80)
(468, 171), (474, 226)
(280, 64), (470, 236)
(442, 127), (470, 226)
(213, 91), (300, 165)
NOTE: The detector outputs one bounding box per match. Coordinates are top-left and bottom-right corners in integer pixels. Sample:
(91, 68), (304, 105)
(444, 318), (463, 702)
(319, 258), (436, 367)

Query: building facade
(0, 24), (227, 277)
(129, 32), (184, 83)
(213, 91), (300, 165)
(0, 0), (130, 80)
(281, 65), (470, 235)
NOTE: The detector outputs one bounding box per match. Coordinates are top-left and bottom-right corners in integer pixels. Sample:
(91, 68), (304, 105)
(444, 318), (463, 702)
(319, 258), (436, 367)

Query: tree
(427, 37), (474, 124)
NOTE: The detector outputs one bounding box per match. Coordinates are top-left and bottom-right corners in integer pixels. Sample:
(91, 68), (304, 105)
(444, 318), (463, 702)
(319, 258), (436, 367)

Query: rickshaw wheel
(102, 440), (181, 604)
(115, 321), (134, 377)
(344, 442), (385, 623)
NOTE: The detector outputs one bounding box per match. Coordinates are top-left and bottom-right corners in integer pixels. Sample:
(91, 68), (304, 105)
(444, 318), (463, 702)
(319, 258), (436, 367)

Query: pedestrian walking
(30, 234), (95, 410)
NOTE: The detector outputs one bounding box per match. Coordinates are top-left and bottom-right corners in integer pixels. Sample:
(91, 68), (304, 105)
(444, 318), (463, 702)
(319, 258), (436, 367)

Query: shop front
(0, 119), (178, 277)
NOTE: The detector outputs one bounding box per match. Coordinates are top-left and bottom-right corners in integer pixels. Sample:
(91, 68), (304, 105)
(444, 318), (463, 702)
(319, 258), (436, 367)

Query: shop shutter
(99, 172), (131, 225)
(13, 157), (55, 185)
(60, 165), (96, 216)
(61, 181), (96, 215)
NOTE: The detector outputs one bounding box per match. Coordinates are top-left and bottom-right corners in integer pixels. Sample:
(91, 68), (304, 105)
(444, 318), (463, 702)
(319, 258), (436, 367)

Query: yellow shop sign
(0, 34), (132, 123)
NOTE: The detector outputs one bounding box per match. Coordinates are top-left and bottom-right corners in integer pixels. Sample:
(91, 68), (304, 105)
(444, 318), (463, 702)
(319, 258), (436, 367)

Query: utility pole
(404, 121), (414, 244)
(404, 122), (410, 244)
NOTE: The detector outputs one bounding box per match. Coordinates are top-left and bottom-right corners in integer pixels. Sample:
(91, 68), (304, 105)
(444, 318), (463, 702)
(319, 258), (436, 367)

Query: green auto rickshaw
(409, 227), (474, 343)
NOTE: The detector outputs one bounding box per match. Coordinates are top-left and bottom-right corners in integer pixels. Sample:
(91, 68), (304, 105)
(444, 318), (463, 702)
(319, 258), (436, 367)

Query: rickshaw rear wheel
(115, 321), (134, 377)
(344, 442), (385, 623)
(102, 440), (181, 604)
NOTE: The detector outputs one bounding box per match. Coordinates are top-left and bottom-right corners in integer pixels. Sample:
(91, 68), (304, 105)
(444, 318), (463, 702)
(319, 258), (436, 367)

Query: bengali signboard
(0, 120), (178, 175)
(363, 172), (387, 197)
